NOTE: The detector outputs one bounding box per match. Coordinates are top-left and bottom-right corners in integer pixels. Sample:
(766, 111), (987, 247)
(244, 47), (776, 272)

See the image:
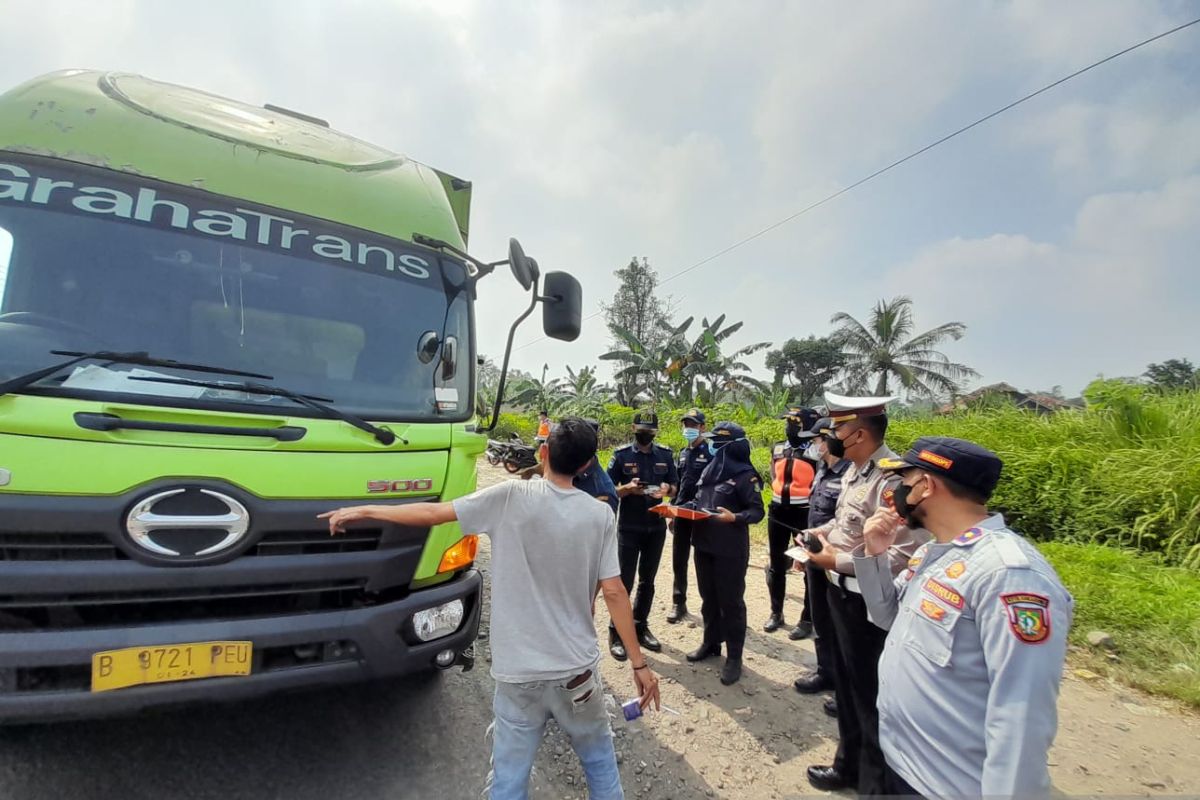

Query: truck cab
(0, 70), (579, 720)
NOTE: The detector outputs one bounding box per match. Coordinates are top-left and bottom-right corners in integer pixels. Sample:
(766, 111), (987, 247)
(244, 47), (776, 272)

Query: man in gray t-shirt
(321, 417), (660, 800)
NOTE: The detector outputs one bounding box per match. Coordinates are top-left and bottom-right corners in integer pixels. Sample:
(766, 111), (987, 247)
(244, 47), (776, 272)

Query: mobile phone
(804, 532), (824, 553)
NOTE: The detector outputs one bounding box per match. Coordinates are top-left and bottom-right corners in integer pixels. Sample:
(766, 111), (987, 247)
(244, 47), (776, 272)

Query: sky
(3, 0), (1198, 398)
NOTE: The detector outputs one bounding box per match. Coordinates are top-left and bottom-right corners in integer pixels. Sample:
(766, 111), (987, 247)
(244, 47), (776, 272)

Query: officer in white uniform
(854, 436), (1074, 798)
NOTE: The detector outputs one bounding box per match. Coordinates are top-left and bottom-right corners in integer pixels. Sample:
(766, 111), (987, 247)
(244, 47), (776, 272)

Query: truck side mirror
(508, 238), (538, 291)
(541, 271), (582, 342)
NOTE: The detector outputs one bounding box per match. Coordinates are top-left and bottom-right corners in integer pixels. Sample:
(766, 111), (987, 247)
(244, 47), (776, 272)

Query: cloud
(1, 0), (1197, 396)
(887, 174), (1200, 393)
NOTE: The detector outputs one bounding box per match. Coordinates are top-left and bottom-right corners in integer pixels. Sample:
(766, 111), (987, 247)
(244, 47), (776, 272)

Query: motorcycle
(486, 433), (531, 470)
(502, 440), (538, 474)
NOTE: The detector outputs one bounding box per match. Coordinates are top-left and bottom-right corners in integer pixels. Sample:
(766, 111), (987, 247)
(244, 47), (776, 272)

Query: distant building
(937, 383), (1084, 415)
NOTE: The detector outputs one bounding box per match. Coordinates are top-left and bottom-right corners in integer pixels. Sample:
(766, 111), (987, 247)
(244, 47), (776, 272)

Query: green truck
(0, 70), (580, 720)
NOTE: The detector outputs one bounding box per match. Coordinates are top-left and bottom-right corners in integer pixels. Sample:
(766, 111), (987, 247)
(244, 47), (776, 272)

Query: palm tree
(600, 325), (668, 406)
(661, 315), (771, 404)
(508, 364), (570, 413)
(561, 365), (611, 417)
(830, 296), (979, 398)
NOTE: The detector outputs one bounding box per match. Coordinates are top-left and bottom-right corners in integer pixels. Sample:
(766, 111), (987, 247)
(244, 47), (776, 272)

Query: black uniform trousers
(670, 519), (693, 605)
(693, 548), (749, 660)
(612, 527), (666, 626)
(826, 578), (889, 795)
(766, 503), (809, 618)
(804, 561), (835, 679)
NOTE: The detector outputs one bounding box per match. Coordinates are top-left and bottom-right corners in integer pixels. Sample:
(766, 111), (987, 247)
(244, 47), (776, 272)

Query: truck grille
(0, 578), (371, 631)
(0, 529), (383, 561)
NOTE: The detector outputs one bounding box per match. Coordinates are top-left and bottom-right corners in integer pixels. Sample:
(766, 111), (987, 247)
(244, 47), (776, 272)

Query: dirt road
(0, 462), (1193, 799)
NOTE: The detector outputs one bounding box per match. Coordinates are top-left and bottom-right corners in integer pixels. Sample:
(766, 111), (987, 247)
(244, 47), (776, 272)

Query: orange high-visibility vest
(770, 444), (814, 505)
(537, 420), (551, 438)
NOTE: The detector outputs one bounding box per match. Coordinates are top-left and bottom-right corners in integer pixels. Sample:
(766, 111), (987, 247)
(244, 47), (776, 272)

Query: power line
(517, 15), (1200, 350)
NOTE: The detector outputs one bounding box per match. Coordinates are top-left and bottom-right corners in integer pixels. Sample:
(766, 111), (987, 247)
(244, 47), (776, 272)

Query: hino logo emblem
(126, 489), (250, 557)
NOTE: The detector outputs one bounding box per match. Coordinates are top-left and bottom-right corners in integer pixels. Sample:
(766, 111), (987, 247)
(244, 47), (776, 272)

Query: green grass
(1041, 541), (1200, 706)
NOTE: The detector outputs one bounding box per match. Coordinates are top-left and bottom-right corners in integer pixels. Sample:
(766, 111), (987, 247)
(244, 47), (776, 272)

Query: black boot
(823, 696), (838, 718)
(807, 765), (854, 791)
(763, 613), (786, 632)
(788, 621), (813, 640)
(666, 603), (688, 624)
(636, 623), (662, 652)
(685, 642), (721, 662)
(719, 657), (742, 685)
(792, 670), (832, 694)
(608, 628), (627, 662)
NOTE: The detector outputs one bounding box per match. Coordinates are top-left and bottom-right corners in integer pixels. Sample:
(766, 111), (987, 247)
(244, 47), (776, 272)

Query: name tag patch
(923, 578), (964, 610)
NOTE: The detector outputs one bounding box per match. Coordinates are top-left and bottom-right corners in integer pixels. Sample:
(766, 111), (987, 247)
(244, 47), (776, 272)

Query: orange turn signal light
(437, 534), (479, 573)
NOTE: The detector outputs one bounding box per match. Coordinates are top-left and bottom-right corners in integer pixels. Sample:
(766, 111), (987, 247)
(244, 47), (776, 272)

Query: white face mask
(808, 441), (826, 460)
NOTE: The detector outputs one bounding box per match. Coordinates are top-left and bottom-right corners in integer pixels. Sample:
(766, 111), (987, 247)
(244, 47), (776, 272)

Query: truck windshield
(0, 154), (472, 423)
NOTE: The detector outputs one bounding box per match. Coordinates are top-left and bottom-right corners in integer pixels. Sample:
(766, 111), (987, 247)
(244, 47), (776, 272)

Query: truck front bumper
(0, 569), (481, 724)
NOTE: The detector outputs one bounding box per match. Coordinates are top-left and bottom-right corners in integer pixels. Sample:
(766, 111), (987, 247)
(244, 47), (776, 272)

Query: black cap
(878, 436), (1003, 500)
(797, 416), (833, 440)
(709, 420), (746, 440)
(633, 411), (659, 430)
(780, 406), (819, 430)
(681, 408), (706, 425)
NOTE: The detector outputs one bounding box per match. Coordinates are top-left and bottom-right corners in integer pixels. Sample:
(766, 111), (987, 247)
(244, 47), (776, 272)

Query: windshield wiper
(129, 376), (398, 446)
(0, 350), (273, 400)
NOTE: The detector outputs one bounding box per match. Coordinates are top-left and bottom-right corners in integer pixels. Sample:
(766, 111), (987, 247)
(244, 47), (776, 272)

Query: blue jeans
(487, 668), (623, 800)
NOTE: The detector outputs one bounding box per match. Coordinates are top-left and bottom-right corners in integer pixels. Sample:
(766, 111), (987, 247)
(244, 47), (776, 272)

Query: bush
(511, 388), (1200, 567)
(888, 386), (1200, 568)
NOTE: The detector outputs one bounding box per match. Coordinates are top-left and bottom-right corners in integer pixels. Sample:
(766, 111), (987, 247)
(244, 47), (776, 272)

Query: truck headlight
(412, 599), (465, 642)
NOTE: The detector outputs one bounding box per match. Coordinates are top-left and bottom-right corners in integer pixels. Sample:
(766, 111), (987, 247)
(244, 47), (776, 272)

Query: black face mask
(893, 476), (927, 523)
(825, 434), (846, 459)
(634, 430), (656, 446)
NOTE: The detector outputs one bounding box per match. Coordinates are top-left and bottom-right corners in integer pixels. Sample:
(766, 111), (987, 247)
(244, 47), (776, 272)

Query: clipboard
(650, 505), (713, 521)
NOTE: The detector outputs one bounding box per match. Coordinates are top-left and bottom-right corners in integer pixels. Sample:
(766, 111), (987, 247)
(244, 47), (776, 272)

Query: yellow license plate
(91, 641), (252, 693)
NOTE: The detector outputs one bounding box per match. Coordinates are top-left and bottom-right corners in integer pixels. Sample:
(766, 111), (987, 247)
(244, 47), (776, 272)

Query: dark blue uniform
(574, 457), (618, 513)
(691, 468), (765, 660)
(606, 442), (678, 626)
(803, 456), (851, 686)
(671, 443), (712, 607)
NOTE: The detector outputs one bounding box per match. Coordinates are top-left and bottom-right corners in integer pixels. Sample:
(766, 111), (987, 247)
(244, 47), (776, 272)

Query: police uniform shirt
(606, 443), (679, 533)
(811, 444), (929, 575)
(808, 457), (850, 529)
(690, 470), (766, 558)
(769, 442), (816, 507)
(853, 514), (1074, 798)
(675, 443), (711, 505)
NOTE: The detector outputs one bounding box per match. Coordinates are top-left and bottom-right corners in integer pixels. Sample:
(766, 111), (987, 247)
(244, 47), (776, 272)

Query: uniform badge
(922, 578), (964, 609)
(952, 527), (986, 546)
(907, 554), (923, 568)
(945, 561), (967, 579)
(1001, 593), (1051, 643)
(919, 598), (946, 621)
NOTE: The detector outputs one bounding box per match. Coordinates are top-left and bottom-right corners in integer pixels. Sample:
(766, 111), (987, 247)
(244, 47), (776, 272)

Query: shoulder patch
(952, 527), (987, 547)
(993, 534), (1032, 569)
(1001, 593), (1051, 643)
(944, 561), (967, 580)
